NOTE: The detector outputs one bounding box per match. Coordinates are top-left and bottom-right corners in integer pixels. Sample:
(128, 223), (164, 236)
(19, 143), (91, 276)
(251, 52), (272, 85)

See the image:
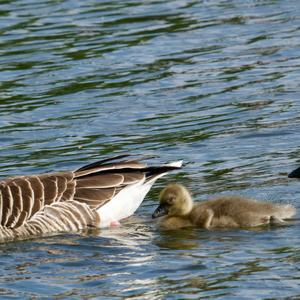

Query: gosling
(152, 184), (296, 230)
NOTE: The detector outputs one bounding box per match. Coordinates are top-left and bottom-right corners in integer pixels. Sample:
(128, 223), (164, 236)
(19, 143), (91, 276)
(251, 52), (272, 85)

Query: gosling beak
(152, 204), (168, 218)
(288, 166), (300, 178)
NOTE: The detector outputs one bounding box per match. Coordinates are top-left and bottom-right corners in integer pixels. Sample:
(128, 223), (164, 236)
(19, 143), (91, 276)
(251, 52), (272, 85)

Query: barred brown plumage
(0, 155), (182, 242)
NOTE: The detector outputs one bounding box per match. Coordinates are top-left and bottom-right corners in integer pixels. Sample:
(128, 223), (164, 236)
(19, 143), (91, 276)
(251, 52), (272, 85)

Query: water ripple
(0, 0), (300, 298)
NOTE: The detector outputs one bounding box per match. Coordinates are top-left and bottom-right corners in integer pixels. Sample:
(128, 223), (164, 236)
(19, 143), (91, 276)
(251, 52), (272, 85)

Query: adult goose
(0, 155), (182, 242)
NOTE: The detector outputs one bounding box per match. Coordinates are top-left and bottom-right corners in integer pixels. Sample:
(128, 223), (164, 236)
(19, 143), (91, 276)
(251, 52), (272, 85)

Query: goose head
(152, 184), (193, 218)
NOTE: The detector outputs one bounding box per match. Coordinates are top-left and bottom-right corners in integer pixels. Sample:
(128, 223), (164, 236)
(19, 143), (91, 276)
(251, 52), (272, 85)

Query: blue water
(0, 0), (300, 298)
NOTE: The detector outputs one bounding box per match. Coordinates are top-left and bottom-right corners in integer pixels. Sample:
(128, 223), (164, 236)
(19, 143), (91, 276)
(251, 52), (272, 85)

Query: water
(0, 0), (300, 298)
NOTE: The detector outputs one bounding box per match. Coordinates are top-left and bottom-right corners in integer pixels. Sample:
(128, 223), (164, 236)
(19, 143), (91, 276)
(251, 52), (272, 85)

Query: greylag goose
(0, 155), (182, 242)
(152, 184), (296, 229)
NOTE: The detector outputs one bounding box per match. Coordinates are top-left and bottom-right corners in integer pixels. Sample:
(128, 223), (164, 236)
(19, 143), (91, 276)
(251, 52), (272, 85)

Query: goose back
(0, 155), (182, 242)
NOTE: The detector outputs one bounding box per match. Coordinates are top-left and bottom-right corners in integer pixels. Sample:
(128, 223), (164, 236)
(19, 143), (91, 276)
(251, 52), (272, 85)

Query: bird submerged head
(152, 184), (193, 218)
(288, 166), (300, 178)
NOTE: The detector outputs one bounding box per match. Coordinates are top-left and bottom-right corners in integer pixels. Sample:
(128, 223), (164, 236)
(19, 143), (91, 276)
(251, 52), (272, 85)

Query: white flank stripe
(25, 179), (34, 219)
(12, 183), (22, 227)
(36, 177), (45, 207)
(4, 186), (13, 226)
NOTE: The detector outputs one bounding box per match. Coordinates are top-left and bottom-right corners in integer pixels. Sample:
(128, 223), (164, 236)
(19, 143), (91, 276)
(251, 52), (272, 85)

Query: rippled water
(0, 0), (300, 298)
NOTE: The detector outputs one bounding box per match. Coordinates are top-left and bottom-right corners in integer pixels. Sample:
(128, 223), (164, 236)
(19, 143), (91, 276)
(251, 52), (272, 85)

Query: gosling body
(152, 184), (296, 230)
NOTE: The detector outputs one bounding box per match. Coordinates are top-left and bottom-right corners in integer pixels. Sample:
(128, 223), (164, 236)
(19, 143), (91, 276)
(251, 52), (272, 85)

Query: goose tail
(166, 161), (183, 168)
(96, 160), (182, 227)
(145, 160), (183, 183)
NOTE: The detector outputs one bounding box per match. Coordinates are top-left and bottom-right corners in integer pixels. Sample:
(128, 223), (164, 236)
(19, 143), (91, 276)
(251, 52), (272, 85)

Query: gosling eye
(167, 196), (175, 205)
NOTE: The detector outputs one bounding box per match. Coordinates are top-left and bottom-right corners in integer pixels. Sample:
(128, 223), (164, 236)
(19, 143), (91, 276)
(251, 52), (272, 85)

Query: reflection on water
(0, 218), (299, 298)
(0, 0), (300, 298)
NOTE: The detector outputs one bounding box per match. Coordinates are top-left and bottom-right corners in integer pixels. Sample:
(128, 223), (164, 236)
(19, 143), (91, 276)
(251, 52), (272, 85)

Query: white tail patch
(166, 161), (183, 168)
(97, 179), (153, 228)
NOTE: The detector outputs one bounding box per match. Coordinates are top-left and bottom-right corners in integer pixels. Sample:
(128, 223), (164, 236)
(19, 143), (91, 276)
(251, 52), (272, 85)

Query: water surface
(0, 0), (300, 299)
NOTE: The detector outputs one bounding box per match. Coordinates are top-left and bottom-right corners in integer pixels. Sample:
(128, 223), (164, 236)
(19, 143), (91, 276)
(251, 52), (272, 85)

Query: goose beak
(288, 166), (300, 178)
(152, 204), (168, 218)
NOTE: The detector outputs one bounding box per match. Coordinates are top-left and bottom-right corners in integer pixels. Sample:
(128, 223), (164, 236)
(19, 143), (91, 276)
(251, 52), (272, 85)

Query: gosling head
(152, 184), (193, 218)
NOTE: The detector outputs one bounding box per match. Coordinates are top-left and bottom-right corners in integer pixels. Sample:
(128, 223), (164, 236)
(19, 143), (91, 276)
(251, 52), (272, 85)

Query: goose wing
(0, 172), (74, 228)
